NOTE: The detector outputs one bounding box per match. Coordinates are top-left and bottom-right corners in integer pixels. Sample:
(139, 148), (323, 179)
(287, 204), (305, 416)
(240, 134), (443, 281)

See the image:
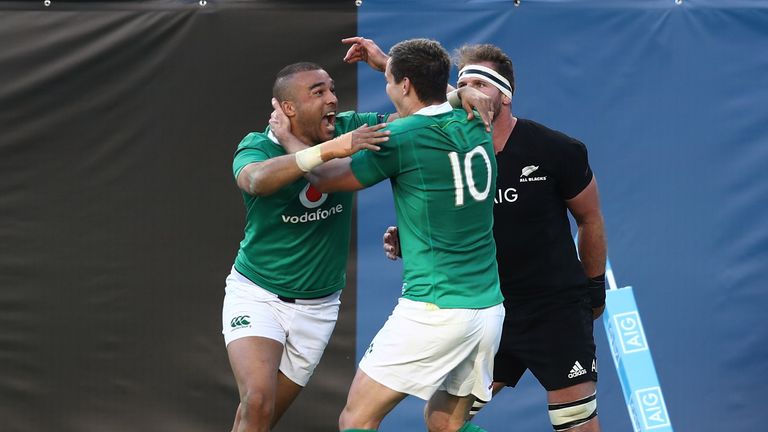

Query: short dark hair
(388, 39), (450, 104)
(272, 62), (323, 101)
(454, 44), (515, 96)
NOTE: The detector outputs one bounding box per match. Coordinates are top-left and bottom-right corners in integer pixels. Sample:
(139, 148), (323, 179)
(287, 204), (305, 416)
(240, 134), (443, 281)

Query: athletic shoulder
(236, 129), (273, 152)
(518, 118), (586, 152)
(387, 108), (482, 137)
(384, 114), (429, 136)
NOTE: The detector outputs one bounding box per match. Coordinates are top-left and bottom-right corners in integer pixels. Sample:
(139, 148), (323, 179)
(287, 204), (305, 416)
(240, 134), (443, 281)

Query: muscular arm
(567, 177), (606, 277)
(567, 176), (607, 318)
(267, 97), (385, 193)
(305, 159), (365, 193)
(236, 157), (306, 197)
(274, 129), (364, 192)
(341, 37), (491, 127)
(236, 127), (384, 197)
(234, 106), (313, 196)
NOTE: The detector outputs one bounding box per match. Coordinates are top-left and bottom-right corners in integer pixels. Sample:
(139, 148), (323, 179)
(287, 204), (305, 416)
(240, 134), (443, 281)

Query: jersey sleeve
(556, 138), (594, 200)
(232, 133), (271, 179)
(348, 131), (403, 187)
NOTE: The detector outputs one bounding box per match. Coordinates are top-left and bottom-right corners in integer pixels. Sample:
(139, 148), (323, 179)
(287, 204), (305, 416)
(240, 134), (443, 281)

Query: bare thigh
(228, 336), (303, 431)
(338, 369), (408, 430)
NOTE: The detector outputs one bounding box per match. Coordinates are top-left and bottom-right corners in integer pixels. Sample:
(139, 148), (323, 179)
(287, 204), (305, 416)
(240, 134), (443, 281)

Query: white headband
(458, 64), (513, 98)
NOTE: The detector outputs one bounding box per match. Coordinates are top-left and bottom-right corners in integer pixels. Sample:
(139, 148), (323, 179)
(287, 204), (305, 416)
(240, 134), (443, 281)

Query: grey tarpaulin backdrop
(354, 0), (768, 431)
(0, 1), (358, 431)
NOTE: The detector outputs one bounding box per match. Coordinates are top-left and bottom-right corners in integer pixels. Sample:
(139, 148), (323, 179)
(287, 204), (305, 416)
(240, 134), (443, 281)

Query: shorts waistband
(230, 267), (339, 305)
(277, 293), (336, 304)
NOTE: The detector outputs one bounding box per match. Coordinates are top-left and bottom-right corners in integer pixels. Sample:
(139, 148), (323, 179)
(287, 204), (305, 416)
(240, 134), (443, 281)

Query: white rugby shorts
(221, 268), (341, 386)
(359, 298), (505, 401)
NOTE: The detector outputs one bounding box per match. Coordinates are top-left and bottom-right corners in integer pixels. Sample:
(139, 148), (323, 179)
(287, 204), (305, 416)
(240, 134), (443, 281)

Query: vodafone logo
(282, 183), (342, 224)
(298, 183), (327, 208)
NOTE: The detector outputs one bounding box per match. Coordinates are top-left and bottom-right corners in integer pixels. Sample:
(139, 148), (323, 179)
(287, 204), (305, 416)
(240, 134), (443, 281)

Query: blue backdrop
(354, 1), (768, 430)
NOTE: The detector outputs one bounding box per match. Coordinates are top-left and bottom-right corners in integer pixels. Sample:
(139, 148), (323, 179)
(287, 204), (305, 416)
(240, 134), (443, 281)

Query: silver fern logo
(521, 165), (539, 177)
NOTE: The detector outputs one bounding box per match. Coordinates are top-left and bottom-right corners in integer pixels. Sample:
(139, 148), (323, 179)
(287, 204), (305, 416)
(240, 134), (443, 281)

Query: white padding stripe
(548, 392), (597, 431)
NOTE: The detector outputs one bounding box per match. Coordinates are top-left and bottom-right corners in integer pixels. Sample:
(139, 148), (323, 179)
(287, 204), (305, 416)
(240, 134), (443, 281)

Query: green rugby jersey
(350, 103), (502, 309)
(232, 111), (382, 298)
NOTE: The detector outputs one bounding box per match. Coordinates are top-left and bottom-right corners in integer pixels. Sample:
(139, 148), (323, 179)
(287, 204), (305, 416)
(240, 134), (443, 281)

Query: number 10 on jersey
(448, 146), (493, 206)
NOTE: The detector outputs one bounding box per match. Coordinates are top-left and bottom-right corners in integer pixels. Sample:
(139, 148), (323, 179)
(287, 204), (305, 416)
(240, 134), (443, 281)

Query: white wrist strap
(295, 145), (323, 172)
(447, 89), (461, 108)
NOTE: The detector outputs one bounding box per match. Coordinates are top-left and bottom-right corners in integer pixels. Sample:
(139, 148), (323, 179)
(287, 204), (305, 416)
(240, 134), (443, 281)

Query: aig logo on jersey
(299, 183), (327, 208)
(494, 188), (518, 203)
(520, 164), (547, 183)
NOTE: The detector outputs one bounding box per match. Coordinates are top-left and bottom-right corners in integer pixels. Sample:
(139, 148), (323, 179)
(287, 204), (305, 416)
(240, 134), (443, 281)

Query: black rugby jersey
(493, 118), (593, 301)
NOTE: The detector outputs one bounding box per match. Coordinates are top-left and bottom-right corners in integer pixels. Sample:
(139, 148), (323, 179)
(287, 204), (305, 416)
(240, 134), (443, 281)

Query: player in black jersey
(383, 43), (607, 431)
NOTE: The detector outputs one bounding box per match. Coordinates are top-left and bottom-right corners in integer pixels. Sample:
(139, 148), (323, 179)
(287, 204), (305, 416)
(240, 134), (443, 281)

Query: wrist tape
(295, 145), (323, 172)
(587, 273), (606, 308)
(447, 90), (461, 108)
(295, 132), (354, 172)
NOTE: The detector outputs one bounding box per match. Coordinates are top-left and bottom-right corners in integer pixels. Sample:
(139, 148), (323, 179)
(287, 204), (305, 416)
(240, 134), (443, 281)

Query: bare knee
(425, 413), (465, 432)
(240, 389), (275, 428)
(339, 404), (381, 431)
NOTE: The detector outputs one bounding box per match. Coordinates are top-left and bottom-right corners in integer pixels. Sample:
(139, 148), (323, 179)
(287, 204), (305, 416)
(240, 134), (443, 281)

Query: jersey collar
(267, 129), (282, 146)
(413, 101), (452, 117)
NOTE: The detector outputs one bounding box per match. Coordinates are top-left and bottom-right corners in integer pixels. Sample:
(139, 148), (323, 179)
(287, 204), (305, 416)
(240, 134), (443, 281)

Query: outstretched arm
(452, 86), (494, 132)
(236, 155), (307, 197)
(342, 36), (493, 129)
(267, 98), (387, 193)
(236, 101), (389, 197)
(269, 98), (389, 157)
(342, 36), (389, 72)
(305, 158), (366, 193)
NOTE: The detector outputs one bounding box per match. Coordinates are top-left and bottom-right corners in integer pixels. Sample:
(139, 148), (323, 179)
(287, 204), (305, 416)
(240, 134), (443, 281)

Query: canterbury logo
(521, 165), (539, 177)
(230, 315), (251, 328)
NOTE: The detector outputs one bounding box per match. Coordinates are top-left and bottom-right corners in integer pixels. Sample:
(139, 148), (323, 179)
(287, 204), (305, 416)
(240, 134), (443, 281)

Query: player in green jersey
(226, 60), (492, 432)
(270, 39), (504, 432)
(376, 41), (606, 432)
(223, 62), (390, 432)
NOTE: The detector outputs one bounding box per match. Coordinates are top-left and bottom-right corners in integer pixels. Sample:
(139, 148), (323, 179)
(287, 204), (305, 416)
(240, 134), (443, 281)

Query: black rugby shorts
(493, 294), (597, 391)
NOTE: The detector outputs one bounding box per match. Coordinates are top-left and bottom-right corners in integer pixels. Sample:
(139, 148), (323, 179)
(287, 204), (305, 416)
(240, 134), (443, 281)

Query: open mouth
(321, 111), (336, 133)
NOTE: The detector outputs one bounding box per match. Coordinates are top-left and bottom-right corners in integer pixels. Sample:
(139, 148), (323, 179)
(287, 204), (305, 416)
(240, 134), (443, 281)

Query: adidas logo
(568, 361), (588, 379)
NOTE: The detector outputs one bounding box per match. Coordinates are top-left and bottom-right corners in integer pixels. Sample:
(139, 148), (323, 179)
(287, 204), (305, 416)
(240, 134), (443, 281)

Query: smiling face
(281, 69), (338, 144)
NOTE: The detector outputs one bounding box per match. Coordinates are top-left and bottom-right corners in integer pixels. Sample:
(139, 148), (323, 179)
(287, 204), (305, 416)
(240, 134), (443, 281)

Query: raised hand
(457, 86), (495, 132)
(341, 36), (389, 72)
(269, 97), (292, 142)
(322, 123), (389, 160)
